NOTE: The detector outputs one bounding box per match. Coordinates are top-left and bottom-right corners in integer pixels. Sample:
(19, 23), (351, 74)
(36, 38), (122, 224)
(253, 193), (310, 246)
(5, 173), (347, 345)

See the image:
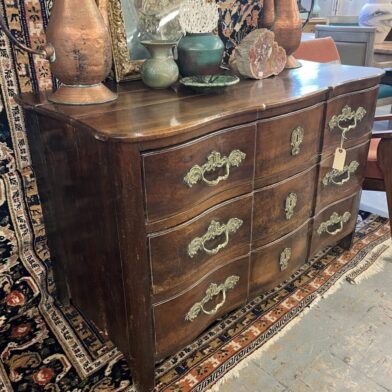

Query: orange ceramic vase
(273, 0), (302, 69)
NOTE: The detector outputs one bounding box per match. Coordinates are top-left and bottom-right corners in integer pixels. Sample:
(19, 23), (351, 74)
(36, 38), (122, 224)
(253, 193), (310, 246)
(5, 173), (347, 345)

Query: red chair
(294, 37), (341, 64)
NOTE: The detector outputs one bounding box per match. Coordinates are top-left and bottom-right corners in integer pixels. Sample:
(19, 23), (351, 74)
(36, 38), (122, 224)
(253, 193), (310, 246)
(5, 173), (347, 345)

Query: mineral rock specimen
(230, 29), (287, 79)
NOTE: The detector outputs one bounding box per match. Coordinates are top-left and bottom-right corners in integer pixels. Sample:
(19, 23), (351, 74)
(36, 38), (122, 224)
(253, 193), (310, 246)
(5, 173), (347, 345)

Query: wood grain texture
(250, 220), (311, 298)
(153, 256), (249, 360)
(316, 140), (370, 213)
(310, 192), (361, 257)
(17, 63), (382, 392)
(255, 100), (324, 188)
(150, 195), (252, 302)
(323, 87), (378, 157)
(16, 62), (383, 145)
(143, 124), (255, 229)
(253, 166), (317, 248)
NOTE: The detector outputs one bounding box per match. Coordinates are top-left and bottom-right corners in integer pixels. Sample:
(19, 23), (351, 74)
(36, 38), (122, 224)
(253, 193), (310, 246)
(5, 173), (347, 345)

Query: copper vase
(262, 0), (275, 30)
(46, 0), (116, 104)
(273, 0), (302, 69)
(0, 0), (116, 105)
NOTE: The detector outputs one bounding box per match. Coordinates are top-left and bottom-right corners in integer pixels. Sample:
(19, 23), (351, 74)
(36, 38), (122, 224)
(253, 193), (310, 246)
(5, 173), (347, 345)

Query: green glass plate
(180, 75), (240, 93)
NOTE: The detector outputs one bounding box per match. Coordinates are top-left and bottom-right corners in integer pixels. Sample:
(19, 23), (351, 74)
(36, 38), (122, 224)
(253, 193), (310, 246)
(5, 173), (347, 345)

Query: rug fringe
(207, 296), (325, 392)
(346, 239), (391, 285)
(207, 238), (392, 391)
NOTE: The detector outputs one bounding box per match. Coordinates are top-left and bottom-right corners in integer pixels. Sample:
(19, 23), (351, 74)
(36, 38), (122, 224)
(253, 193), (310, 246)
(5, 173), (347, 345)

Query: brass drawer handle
(188, 218), (243, 258)
(329, 105), (366, 139)
(317, 212), (352, 236)
(184, 150), (246, 188)
(285, 192), (298, 220)
(185, 275), (240, 322)
(280, 248), (291, 271)
(323, 161), (359, 187)
(291, 126), (304, 156)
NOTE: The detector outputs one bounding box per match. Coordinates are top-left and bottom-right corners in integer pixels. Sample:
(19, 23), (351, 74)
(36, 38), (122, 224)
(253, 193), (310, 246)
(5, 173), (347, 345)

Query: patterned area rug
(0, 1), (391, 391)
(0, 210), (389, 391)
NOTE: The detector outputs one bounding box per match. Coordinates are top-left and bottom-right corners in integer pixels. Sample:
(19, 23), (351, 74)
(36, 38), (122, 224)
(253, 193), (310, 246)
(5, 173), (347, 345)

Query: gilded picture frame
(107, 0), (144, 82)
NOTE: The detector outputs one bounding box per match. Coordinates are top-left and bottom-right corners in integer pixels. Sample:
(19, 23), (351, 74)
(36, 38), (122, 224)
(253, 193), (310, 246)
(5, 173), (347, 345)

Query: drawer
(252, 165), (317, 248)
(250, 220), (311, 298)
(316, 140), (370, 213)
(154, 256), (249, 360)
(143, 124), (256, 231)
(310, 192), (361, 257)
(255, 103), (323, 187)
(150, 195), (252, 301)
(323, 86), (378, 157)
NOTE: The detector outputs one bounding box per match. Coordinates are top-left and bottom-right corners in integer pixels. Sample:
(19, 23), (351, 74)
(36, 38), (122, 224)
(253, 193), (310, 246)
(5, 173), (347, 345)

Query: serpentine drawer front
(310, 192), (361, 257)
(252, 165), (317, 248)
(250, 220), (311, 298)
(316, 140), (370, 213)
(153, 256), (249, 360)
(142, 123), (255, 229)
(149, 194), (252, 301)
(323, 86), (378, 157)
(255, 103), (324, 187)
(19, 62), (383, 392)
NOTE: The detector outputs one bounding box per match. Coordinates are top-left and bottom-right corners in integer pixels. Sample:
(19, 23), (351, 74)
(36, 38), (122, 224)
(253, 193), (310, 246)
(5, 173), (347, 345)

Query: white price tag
(332, 148), (346, 171)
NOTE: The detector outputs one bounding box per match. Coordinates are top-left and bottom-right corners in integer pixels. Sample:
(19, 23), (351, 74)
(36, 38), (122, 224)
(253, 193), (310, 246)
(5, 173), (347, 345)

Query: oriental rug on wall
(0, 1), (391, 391)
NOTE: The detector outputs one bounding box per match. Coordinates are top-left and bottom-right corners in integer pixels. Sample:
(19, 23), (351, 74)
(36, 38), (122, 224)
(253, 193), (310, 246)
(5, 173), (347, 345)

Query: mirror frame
(108, 0), (144, 82)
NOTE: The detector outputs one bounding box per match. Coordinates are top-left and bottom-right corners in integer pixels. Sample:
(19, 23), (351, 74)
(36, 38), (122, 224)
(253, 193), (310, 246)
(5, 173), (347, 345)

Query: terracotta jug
(273, 0), (302, 69)
(262, 0), (275, 30)
(0, 0), (116, 105)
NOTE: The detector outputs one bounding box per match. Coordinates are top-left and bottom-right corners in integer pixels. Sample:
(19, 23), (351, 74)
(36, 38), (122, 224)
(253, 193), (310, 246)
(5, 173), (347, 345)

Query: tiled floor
(219, 247), (392, 392)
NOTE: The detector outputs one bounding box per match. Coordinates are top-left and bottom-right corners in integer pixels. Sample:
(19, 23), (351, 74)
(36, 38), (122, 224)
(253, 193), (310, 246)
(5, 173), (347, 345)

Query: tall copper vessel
(0, 0), (116, 105)
(273, 0), (302, 69)
(262, 0), (275, 30)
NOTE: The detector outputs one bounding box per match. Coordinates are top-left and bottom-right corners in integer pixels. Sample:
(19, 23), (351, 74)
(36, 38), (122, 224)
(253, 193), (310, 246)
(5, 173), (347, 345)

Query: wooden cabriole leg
(378, 138), (392, 238)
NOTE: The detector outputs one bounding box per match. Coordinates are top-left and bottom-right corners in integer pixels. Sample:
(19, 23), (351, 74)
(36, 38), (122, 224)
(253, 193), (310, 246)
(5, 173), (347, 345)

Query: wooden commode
(17, 62), (383, 392)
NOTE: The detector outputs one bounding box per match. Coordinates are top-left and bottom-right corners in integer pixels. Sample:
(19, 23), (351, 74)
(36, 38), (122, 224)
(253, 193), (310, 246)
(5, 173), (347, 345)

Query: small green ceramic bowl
(179, 75), (240, 94)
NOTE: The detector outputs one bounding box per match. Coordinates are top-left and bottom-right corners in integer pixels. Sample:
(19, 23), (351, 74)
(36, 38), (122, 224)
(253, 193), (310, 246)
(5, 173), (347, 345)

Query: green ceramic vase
(177, 33), (224, 76)
(140, 41), (179, 89)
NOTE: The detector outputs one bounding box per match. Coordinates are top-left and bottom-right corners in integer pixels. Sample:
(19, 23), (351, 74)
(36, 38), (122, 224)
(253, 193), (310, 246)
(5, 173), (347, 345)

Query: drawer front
(323, 86), (377, 157)
(255, 104), (323, 186)
(316, 140), (370, 213)
(143, 124), (256, 228)
(154, 256), (249, 360)
(253, 166), (317, 248)
(150, 195), (252, 300)
(250, 221), (311, 298)
(310, 192), (361, 257)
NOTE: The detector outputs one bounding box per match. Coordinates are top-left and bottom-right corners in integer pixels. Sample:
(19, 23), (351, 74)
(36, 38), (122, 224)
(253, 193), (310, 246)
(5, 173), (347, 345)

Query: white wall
(302, 0), (367, 17)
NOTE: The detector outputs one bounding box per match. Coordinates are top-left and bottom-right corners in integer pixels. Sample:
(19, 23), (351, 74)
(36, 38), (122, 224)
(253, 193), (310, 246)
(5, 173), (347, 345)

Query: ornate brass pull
(185, 275), (240, 322)
(329, 105), (367, 139)
(323, 161), (359, 187)
(184, 150), (246, 188)
(188, 218), (243, 258)
(317, 212), (352, 236)
(280, 248), (291, 271)
(291, 126), (304, 156)
(285, 193), (298, 220)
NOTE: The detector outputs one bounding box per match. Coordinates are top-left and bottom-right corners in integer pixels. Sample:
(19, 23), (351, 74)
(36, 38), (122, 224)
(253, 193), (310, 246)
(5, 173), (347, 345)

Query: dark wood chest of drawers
(18, 62), (383, 392)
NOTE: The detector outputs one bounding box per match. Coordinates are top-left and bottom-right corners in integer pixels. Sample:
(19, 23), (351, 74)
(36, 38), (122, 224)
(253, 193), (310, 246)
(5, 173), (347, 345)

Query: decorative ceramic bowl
(179, 74), (240, 93)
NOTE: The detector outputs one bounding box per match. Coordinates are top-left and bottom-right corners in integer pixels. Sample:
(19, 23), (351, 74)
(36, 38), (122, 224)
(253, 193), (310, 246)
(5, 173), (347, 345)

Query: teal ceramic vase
(177, 33), (224, 76)
(140, 41), (179, 89)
